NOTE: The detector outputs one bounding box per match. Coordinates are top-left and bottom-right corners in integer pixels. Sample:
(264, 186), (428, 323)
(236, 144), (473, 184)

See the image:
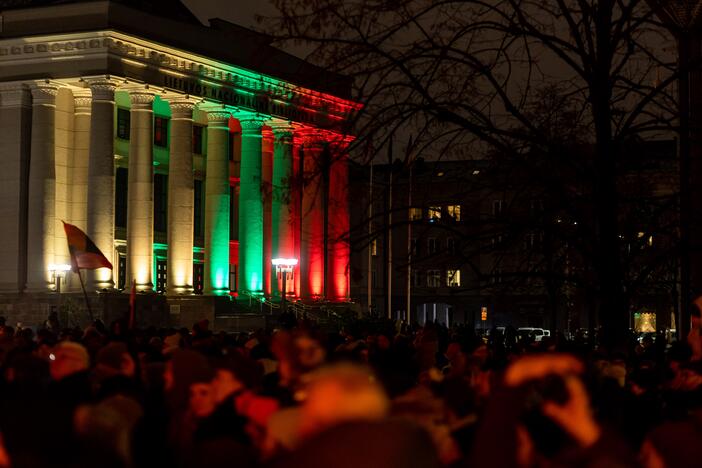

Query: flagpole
(76, 269), (94, 322)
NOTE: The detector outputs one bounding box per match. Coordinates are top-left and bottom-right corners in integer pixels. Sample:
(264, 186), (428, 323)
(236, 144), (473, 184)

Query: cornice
(0, 30), (359, 136)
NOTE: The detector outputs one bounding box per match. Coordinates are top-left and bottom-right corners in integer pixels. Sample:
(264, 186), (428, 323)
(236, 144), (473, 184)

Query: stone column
(292, 133), (302, 298)
(87, 80), (117, 290)
(271, 125), (295, 298)
(71, 91), (91, 234)
(167, 100), (196, 294)
(238, 118), (265, 295)
(327, 140), (351, 300)
(26, 83), (58, 292)
(0, 84), (32, 292)
(204, 110), (231, 294)
(262, 127), (274, 296)
(126, 91), (155, 292)
(300, 133), (326, 299)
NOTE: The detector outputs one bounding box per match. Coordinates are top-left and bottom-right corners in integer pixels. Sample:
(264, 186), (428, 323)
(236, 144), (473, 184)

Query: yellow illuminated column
(167, 100), (196, 294)
(126, 90), (155, 292)
(26, 82), (58, 292)
(204, 110), (231, 294)
(0, 84), (31, 292)
(87, 80), (116, 290)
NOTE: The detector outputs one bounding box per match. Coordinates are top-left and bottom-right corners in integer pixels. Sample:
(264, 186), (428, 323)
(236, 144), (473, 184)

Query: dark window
(410, 238), (419, 256)
(194, 180), (203, 238)
(115, 168), (128, 228)
(230, 186), (236, 240)
(154, 116), (168, 147)
(117, 108), (130, 140)
(229, 264), (237, 292)
(154, 173), (168, 232)
(428, 238), (438, 254)
(193, 263), (204, 294)
(156, 259), (167, 293)
(447, 238), (455, 254)
(117, 255), (126, 290)
(193, 125), (204, 155)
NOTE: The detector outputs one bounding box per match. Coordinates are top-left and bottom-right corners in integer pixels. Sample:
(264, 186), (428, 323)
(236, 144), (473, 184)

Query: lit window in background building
(410, 207), (423, 220)
(429, 206), (441, 221)
(447, 269), (461, 287)
(447, 204), (461, 221)
(371, 238), (378, 256)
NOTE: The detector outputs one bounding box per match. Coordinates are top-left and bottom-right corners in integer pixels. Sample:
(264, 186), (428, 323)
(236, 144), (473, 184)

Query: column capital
(86, 79), (117, 102)
(238, 118), (266, 135)
(29, 82), (59, 106)
(206, 110), (231, 127)
(128, 90), (155, 110)
(168, 100), (197, 120)
(72, 90), (92, 115)
(299, 129), (326, 148)
(0, 83), (31, 108)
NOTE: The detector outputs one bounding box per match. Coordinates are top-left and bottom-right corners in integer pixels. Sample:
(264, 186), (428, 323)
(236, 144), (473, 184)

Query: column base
(90, 280), (115, 292)
(204, 288), (231, 296)
(167, 285), (194, 296)
(130, 282), (154, 293)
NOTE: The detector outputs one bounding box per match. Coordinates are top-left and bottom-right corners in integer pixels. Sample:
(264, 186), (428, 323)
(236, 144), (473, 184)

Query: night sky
(182, 0), (275, 29)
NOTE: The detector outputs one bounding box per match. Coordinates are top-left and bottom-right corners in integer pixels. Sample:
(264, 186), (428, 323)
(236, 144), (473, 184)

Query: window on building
(491, 235), (503, 248)
(447, 205), (461, 221)
(154, 116), (169, 147)
(156, 259), (167, 293)
(447, 237), (455, 254)
(154, 174), (168, 233)
(447, 269), (461, 287)
(229, 264), (237, 292)
(193, 125), (204, 154)
(117, 255), (126, 290)
(193, 263), (204, 294)
(115, 168), (128, 229)
(371, 269), (377, 288)
(117, 108), (130, 140)
(410, 238), (419, 256)
(194, 180), (203, 238)
(490, 268), (504, 284)
(492, 199), (504, 217)
(427, 270), (442, 288)
(428, 237), (438, 254)
(525, 231), (544, 250)
(428, 206), (442, 221)
(413, 269), (423, 287)
(409, 207), (423, 221)
(371, 238), (378, 256)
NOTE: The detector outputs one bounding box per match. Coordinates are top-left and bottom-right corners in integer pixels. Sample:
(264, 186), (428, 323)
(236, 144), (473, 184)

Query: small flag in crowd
(62, 221), (113, 272)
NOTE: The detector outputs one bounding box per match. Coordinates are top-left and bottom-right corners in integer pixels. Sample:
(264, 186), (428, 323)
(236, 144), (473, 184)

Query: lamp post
(649, 0), (702, 339)
(272, 258), (298, 313)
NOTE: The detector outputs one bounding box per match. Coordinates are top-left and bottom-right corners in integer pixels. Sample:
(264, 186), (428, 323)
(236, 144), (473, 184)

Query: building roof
(0, 0), (352, 98)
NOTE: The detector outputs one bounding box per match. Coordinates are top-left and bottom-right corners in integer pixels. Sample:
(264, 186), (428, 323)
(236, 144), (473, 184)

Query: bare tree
(262, 0), (679, 346)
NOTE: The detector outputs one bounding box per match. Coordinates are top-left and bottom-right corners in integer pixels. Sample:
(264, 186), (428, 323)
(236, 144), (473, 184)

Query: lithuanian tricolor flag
(62, 221), (113, 272)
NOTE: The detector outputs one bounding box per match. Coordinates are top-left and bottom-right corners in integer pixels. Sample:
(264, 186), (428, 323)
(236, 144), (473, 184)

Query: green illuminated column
(126, 90), (155, 292)
(26, 83), (58, 292)
(166, 100), (196, 294)
(271, 124), (295, 298)
(204, 110), (231, 295)
(262, 127), (274, 296)
(238, 118), (265, 295)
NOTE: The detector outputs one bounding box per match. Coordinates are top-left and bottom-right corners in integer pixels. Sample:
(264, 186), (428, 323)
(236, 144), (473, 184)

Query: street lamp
(48, 263), (72, 293)
(272, 258), (297, 313)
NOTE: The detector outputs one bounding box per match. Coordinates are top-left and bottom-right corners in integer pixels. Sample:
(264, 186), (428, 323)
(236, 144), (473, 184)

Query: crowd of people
(0, 309), (699, 468)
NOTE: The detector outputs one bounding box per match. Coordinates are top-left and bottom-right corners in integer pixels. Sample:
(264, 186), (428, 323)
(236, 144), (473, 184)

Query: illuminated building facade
(0, 0), (355, 322)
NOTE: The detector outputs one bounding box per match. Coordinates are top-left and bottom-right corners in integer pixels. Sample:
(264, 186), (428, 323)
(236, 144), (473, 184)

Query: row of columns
(0, 79), (349, 300)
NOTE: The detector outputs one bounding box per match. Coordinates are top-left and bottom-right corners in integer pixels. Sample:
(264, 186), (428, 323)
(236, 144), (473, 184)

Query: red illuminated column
(300, 132), (325, 299)
(327, 139), (351, 301)
(271, 124), (295, 298)
(262, 127), (274, 296)
(292, 133), (303, 298)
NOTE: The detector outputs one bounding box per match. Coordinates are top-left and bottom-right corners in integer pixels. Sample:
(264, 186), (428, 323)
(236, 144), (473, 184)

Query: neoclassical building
(0, 0), (356, 318)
